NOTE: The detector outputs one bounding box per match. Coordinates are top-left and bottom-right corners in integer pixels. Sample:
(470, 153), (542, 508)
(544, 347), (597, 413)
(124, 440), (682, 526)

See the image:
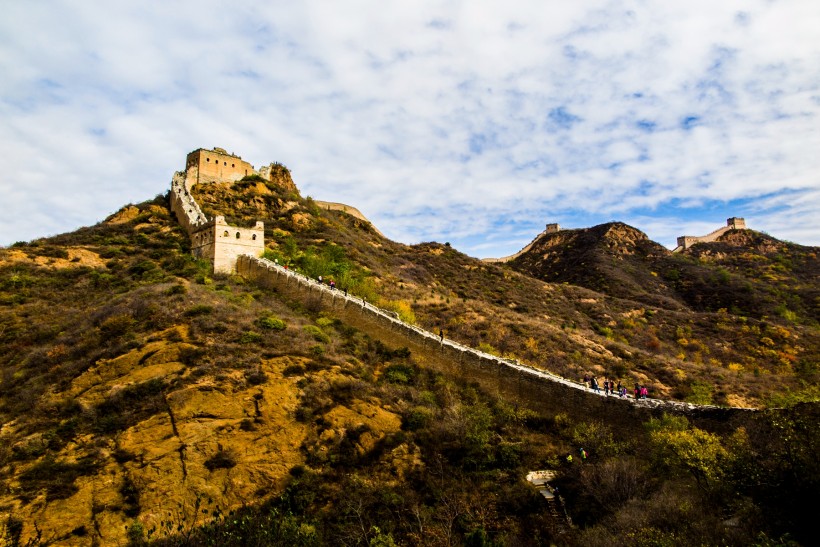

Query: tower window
(236, 232), (241, 239)
(223, 231), (229, 237)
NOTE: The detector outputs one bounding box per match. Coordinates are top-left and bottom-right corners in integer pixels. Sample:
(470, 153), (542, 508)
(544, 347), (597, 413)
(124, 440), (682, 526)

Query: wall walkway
(237, 255), (757, 431)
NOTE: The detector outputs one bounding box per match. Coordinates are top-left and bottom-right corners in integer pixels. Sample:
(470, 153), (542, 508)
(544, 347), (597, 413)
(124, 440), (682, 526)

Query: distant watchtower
(726, 217), (746, 230)
(545, 223), (561, 233)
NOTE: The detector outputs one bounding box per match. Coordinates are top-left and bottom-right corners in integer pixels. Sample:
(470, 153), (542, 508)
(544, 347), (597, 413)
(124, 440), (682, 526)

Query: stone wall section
(236, 255), (757, 432)
(484, 223), (562, 264)
(314, 200), (386, 237)
(674, 217), (747, 252)
(169, 171), (208, 235)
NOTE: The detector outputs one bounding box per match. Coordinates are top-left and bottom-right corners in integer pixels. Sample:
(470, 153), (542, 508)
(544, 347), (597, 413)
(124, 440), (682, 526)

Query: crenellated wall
(484, 222), (563, 264)
(236, 255), (757, 432)
(674, 217), (747, 252)
(169, 171), (208, 235)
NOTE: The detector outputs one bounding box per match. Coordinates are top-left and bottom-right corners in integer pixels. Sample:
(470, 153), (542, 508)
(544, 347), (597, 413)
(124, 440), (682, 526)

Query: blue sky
(1, 0), (819, 257)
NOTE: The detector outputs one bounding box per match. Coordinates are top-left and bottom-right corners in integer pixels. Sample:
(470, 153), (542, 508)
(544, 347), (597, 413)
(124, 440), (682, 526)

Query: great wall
(484, 219), (749, 262)
(673, 217), (747, 251)
(170, 148), (758, 431)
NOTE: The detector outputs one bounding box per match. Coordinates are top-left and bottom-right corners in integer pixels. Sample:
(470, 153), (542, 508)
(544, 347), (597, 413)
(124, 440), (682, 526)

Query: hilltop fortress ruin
(170, 147), (382, 273)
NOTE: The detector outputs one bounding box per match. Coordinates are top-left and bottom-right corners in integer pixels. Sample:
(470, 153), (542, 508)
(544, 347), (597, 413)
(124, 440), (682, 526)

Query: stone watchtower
(185, 147), (255, 186)
(170, 147), (266, 273)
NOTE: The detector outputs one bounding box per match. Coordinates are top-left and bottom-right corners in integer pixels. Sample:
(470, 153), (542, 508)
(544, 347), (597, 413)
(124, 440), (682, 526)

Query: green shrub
(185, 304), (214, 317)
(315, 317), (335, 329)
(384, 363), (415, 384)
(402, 407), (433, 431)
(257, 315), (287, 330)
(240, 331), (263, 344)
(165, 284), (187, 296)
(303, 325), (330, 343)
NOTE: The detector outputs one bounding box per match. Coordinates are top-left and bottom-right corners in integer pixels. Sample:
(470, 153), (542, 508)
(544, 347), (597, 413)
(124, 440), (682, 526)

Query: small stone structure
(674, 217), (747, 252)
(170, 147), (266, 273)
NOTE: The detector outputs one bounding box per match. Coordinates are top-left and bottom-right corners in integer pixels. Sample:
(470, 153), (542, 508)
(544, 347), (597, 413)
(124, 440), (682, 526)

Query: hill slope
(0, 172), (818, 545)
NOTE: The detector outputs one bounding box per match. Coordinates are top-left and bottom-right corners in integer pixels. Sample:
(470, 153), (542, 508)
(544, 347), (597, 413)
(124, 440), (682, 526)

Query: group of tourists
(582, 375), (649, 400)
(316, 274), (344, 293)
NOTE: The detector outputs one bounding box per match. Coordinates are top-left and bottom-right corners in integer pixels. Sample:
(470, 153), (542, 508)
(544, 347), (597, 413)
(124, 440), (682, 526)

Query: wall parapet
(674, 217), (747, 252)
(170, 171), (209, 235)
(484, 222), (562, 264)
(236, 254), (756, 431)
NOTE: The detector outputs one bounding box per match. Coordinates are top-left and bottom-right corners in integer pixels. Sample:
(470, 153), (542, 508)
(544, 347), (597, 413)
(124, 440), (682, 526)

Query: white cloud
(1, 0), (819, 257)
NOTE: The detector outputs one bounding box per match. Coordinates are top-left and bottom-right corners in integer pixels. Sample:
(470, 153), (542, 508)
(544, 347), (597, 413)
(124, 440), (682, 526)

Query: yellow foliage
(524, 337), (539, 352)
(728, 363), (744, 373)
(383, 300), (416, 324)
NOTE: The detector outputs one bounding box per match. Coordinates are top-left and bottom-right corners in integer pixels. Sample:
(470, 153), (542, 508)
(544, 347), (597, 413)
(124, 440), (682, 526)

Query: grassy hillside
(0, 179), (818, 545)
(192, 179), (820, 408)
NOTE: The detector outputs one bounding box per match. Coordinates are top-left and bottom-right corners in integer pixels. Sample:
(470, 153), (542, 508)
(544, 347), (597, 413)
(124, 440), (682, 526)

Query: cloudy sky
(2, 1), (819, 257)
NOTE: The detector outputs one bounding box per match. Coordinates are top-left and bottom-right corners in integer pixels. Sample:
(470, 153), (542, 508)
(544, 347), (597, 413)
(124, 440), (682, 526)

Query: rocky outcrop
(0, 329), (309, 545)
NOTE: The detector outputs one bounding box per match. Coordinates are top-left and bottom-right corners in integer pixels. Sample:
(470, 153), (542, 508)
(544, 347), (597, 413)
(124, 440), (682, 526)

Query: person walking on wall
(439, 328), (444, 343)
(640, 385), (648, 399)
(634, 383), (640, 400)
(591, 377), (600, 393)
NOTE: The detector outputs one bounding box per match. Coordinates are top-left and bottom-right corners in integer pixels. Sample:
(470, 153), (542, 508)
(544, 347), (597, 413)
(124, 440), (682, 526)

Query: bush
(303, 325), (330, 343)
(205, 449), (237, 471)
(18, 456), (98, 501)
(240, 331), (263, 344)
(185, 304), (214, 317)
(257, 315), (286, 331)
(245, 369), (268, 385)
(384, 363), (415, 384)
(283, 363), (306, 376)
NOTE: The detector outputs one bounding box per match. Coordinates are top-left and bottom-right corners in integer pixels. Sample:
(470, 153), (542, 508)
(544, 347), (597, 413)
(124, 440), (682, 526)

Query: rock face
(259, 163), (299, 194)
(0, 328), (310, 545)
